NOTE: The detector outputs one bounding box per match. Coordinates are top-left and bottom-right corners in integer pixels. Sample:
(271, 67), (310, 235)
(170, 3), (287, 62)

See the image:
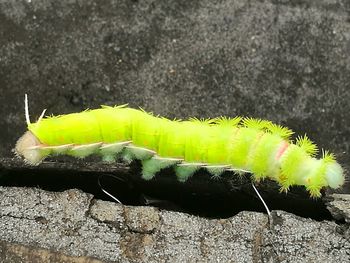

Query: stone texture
(0, 241), (104, 263)
(0, 187), (122, 262)
(325, 193), (350, 223)
(0, 187), (349, 263)
(263, 210), (350, 262)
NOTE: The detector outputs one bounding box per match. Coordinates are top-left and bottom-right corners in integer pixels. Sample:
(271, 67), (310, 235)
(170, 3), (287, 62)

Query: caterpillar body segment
(15, 105), (345, 197)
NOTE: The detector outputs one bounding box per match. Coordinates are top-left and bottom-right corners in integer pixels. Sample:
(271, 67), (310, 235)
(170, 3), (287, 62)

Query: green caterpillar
(15, 103), (344, 197)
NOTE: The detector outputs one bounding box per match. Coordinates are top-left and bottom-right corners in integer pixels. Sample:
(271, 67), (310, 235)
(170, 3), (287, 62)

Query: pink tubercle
(276, 141), (289, 160)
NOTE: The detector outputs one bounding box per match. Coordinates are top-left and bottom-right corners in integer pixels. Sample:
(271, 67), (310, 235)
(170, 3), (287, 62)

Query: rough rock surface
(0, 187), (349, 263)
(326, 194), (350, 223)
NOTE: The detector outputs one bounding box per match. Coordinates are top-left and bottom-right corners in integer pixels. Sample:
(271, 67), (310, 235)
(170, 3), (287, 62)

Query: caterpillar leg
(100, 141), (131, 162)
(206, 165), (230, 178)
(306, 185), (322, 198)
(123, 145), (156, 162)
(153, 157), (183, 168)
(141, 157), (182, 180)
(227, 168), (251, 179)
(175, 163), (204, 182)
(44, 144), (74, 155)
(68, 143), (103, 158)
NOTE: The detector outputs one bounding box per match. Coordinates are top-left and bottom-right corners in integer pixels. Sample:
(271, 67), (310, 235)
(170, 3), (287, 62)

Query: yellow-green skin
(26, 106), (344, 197)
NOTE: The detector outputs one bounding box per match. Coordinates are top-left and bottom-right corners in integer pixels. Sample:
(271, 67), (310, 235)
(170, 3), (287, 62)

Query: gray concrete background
(0, 0), (349, 171)
(0, 187), (349, 262)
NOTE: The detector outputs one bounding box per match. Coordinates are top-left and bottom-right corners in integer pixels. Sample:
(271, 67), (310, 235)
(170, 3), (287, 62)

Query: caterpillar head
(14, 94), (49, 165)
(325, 161), (344, 189)
(14, 131), (46, 165)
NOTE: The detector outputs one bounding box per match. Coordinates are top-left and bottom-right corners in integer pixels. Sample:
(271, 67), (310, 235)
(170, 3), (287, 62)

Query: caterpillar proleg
(15, 97), (345, 197)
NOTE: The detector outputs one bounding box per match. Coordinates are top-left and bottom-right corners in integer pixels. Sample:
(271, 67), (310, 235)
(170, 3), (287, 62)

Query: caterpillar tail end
(325, 162), (344, 189)
(14, 131), (47, 165)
